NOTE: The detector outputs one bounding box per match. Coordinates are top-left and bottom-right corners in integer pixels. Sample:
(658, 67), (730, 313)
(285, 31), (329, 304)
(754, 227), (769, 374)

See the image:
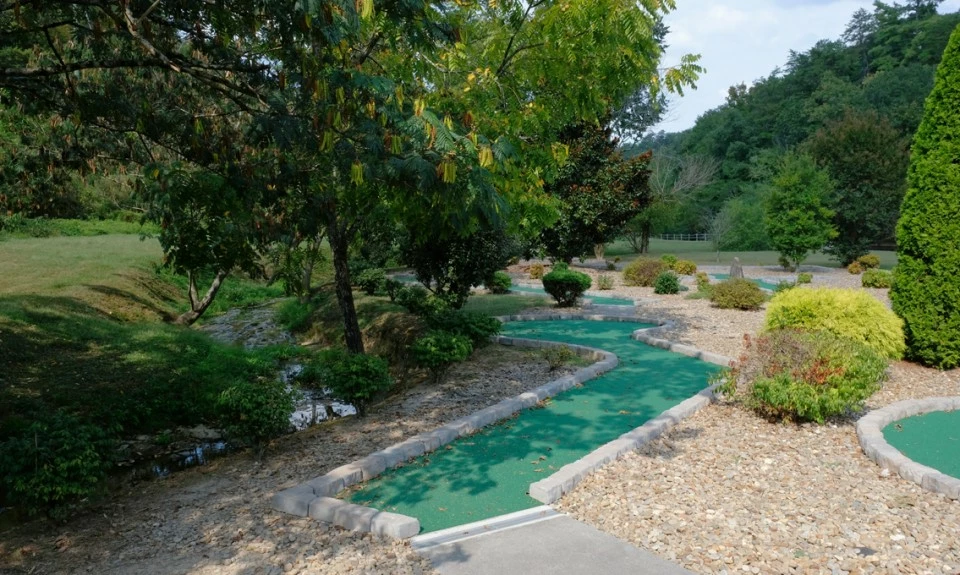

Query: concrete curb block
(856, 397), (960, 500)
(270, 313), (733, 537)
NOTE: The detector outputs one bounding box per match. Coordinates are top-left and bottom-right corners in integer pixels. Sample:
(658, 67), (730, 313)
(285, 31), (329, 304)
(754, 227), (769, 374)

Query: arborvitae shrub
(673, 260), (697, 275)
(891, 25), (960, 369)
(765, 287), (905, 359)
(653, 271), (681, 294)
(623, 258), (667, 287)
(542, 267), (592, 307)
(486, 271), (512, 294)
(710, 279), (765, 310)
(797, 272), (813, 284)
(857, 254), (881, 269)
(847, 262), (863, 274)
(862, 269), (894, 289)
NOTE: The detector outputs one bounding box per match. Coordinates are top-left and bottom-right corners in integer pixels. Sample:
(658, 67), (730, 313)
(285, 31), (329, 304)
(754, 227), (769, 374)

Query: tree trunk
(327, 222), (365, 354)
(593, 243), (605, 261)
(175, 270), (228, 326)
(640, 221), (651, 254)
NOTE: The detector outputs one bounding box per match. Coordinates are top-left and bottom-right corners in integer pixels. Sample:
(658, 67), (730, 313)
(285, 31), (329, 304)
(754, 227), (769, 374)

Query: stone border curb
(856, 397), (960, 500)
(270, 313), (733, 538)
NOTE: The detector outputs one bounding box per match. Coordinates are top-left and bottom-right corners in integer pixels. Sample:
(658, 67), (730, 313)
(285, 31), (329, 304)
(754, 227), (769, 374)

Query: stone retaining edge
(527, 318), (734, 504)
(269, 314), (628, 538)
(855, 397), (960, 500)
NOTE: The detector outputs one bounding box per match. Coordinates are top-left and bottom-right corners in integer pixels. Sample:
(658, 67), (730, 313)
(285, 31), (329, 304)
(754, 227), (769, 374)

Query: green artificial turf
(883, 410), (960, 479)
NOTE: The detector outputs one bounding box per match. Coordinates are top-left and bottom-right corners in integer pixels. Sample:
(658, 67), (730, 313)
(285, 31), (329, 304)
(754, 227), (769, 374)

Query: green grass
(462, 294), (552, 316)
(603, 238), (898, 269)
(0, 216), (159, 240)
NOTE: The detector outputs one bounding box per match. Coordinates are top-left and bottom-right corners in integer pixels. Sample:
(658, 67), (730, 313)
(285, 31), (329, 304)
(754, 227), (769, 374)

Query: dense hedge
(765, 287), (905, 359)
(891, 25), (960, 369)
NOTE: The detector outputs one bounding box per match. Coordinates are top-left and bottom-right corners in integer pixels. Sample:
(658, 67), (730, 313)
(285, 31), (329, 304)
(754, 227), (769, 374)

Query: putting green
(343, 319), (719, 533)
(883, 410), (960, 479)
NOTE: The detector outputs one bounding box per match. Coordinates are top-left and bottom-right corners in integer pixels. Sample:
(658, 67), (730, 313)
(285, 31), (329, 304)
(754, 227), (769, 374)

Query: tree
(706, 207), (734, 262)
(805, 110), (909, 264)
(765, 153), (837, 270)
(891, 23), (960, 369)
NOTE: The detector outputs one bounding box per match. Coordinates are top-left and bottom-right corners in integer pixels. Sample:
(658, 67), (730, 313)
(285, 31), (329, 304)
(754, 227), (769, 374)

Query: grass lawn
(603, 238), (898, 270)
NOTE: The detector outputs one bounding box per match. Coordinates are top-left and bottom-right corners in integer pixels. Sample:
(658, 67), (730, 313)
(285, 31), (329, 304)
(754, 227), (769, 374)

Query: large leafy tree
(765, 153), (837, 270)
(805, 110), (909, 264)
(891, 23), (960, 369)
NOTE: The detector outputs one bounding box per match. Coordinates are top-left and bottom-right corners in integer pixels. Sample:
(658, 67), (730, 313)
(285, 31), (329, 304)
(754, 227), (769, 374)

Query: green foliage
(653, 271), (681, 295)
(383, 278), (405, 302)
(485, 271), (512, 294)
(300, 350), (394, 416)
(0, 411), (116, 518)
(427, 310), (501, 347)
(528, 263), (546, 279)
(541, 345), (577, 371)
(622, 257), (667, 287)
(857, 254), (881, 269)
(355, 268), (387, 296)
(765, 153), (837, 270)
(862, 269), (894, 288)
(892, 24), (960, 368)
(216, 379), (296, 448)
(695, 272), (712, 291)
(411, 331), (473, 383)
(847, 261), (864, 274)
(797, 272), (813, 284)
(773, 281), (797, 294)
(672, 259), (697, 275)
(766, 287), (905, 359)
(541, 267), (592, 307)
(394, 285), (449, 318)
(805, 111), (909, 265)
(275, 298), (316, 332)
(710, 279), (765, 310)
(660, 254), (679, 267)
(596, 273), (614, 290)
(718, 330), (886, 423)
(0, 216), (155, 239)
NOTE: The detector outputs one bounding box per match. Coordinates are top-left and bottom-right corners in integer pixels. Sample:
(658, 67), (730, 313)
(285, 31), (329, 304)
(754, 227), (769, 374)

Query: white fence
(659, 233), (712, 242)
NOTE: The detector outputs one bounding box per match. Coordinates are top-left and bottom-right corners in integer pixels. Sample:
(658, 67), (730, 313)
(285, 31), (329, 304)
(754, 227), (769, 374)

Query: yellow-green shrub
(623, 258), (666, 287)
(847, 261), (863, 274)
(862, 269), (894, 289)
(857, 254), (881, 269)
(710, 279), (765, 310)
(528, 263), (545, 279)
(765, 287), (905, 359)
(673, 259), (697, 275)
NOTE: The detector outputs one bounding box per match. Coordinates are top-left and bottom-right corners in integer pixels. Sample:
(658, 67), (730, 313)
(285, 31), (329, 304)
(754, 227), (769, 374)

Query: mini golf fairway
(883, 410), (960, 479)
(710, 273), (780, 291)
(343, 319), (719, 533)
(509, 284), (635, 306)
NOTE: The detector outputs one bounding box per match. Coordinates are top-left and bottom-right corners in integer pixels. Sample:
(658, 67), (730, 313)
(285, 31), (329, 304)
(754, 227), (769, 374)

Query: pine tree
(891, 24), (960, 368)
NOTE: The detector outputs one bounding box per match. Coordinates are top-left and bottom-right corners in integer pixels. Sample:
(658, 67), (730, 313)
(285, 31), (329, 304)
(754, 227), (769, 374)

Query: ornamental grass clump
(765, 287), (905, 359)
(709, 279), (765, 310)
(542, 263), (591, 307)
(623, 257), (666, 287)
(717, 330), (887, 423)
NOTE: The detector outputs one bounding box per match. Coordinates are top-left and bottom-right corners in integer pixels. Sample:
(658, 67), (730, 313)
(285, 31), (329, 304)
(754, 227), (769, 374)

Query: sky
(652, 0), (960, 133)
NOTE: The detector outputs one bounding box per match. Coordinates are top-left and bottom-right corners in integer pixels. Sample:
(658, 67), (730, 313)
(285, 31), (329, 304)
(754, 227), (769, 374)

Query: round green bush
(301, 350), (394, 416)
(660, 254), (678, 267)
(673, 260), (697, 275)
(428, 310), (501, 346)
(709, 279), (765, 310)
(394, 285), (448, 318)
(797, 272), (813, 284)
(542, 268), (592, 307)
(717, 329), (886, 423)
(653, 271), (681, 294)
(623, 258), (667, 287)
(217, 378), (297, 446)
(411, 330), (473, 383)
(765, 287), (905, 359)
(355, 268), (386, 295)
(0, 411), (116, 518)
(862, 269), (894, 289)
(857, 254), (881, 269)
(485, 271), (512, 294)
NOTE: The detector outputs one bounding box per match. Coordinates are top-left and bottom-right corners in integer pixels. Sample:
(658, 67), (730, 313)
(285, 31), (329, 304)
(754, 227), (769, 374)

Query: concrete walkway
(413, 507), (694, 575)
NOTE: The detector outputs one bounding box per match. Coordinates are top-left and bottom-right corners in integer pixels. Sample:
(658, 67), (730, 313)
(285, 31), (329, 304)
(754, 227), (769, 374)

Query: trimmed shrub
(797, 272), (813, 284)
(217, 378), (297, 447)
(857, 254), (881, 269)
(428, 310), (501, 347)
(0, 412), (116, 518)
(623, 257), (667, 287)
(355, 268), (386, 295)
(528, 263), (546, 279)
(710, 279), (765, 310)
(847, 261), (863, 275)
(891, 25), (960, 369)
(596, 273), (614, 290)
(673, 260), (697, 275)
(660, 254), (679, 267)
(695, 272), (711, 291)
(542, 267), (592, 307)
(299, 350), (393, 416)
(485, 271), (512, 294)
(411, 330), (473, 383)
(653, 271), (681, 295)
(765, 287), (905, 359)
(862, 269), (894, 289)
(717, 330), (886, 423)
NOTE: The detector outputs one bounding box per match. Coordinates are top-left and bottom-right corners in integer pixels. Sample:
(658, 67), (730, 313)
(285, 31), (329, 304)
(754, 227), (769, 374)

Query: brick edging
(856, 397), (960, 500)
(270, 314), (732, 538)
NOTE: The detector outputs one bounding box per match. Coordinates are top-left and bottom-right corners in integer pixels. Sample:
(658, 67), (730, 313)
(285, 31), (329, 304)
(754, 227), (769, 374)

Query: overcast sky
(653, 0), (960, 133)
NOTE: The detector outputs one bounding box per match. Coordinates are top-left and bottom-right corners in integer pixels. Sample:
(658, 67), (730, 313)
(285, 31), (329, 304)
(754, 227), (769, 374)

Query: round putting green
(343, 319), (719, 533)
(883, 410), (960, 479)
